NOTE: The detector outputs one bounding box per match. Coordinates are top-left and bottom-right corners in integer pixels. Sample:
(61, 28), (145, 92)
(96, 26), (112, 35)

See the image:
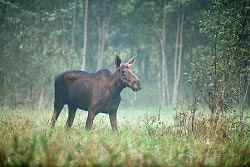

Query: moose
(50, 55), (141, 132)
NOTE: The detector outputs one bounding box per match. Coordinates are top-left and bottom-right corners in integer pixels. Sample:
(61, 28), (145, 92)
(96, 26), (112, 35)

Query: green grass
(0, 107), (249, 167)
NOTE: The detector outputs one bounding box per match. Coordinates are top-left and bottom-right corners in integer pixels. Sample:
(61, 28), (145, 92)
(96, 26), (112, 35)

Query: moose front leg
(85, 111), (95, 131)
(109, 111), (118, 133)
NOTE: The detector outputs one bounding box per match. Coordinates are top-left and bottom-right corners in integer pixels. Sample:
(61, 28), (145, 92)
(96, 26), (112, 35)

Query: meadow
(0, 106), (249, 167)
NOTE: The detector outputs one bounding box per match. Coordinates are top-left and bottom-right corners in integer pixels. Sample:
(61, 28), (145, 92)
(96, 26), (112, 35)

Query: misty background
(0, 0), (249, 111)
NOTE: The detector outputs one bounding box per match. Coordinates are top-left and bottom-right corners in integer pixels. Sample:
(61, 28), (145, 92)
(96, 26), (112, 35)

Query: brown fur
(50, 56), (141, 132)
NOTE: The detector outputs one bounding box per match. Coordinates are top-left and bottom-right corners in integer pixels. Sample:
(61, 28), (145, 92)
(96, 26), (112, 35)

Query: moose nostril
(132, 81), (137, 87)
(132, 81), (141, 90)
(138, 84), (142, 90)
(138, 83), (142, 90)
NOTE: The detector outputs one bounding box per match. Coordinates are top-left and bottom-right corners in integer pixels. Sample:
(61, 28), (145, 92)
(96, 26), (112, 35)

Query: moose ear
(115, 55), (121, 68)
(127, 56), (136, 67)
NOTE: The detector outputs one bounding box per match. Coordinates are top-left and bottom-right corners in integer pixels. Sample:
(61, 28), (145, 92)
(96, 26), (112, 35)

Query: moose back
(50, 55), (141, 132)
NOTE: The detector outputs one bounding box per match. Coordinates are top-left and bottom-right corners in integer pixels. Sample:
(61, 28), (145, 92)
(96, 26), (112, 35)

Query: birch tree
(81, 0), (88, 71)
(172, 8), (184, 107)
(96, 0), (109, 70)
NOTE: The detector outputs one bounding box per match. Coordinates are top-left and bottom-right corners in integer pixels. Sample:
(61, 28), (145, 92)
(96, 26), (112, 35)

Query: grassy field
(0, 107), (249, 167)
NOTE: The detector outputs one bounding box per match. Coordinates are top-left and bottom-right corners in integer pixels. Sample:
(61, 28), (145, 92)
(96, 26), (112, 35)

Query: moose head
(115, 55), (142, 91)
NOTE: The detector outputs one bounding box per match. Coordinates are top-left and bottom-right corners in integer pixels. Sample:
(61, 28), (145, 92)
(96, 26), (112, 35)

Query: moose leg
(50, 104), (64, 128)
(85, 111), (95, 131)
(109, 111), (118, 133)
(65, 105), (77, 130)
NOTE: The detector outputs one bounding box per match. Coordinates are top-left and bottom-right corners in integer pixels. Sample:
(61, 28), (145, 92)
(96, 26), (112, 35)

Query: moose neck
(109, 70), (125, 96)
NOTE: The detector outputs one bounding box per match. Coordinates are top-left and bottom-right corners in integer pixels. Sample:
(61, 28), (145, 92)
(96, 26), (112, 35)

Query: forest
(0, 0), (250, 166)
(1, 0), (250, 110)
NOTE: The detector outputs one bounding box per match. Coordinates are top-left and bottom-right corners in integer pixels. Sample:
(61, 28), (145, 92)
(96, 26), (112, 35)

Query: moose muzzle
(131, 80), (142, 92)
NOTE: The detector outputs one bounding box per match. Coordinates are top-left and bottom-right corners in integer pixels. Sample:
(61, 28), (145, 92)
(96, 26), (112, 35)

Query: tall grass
(0, 107), (249, 167)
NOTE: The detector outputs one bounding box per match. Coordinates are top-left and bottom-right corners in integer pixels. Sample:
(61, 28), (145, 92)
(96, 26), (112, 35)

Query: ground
(0, 107), (249, 167)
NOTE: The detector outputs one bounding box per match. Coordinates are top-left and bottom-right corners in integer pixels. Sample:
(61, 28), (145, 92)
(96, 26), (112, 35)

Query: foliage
(0, 108), (249, 167)
(0, 0), (79, 108)
(0, 0), (214, 109)
(188, 0), (250, 120)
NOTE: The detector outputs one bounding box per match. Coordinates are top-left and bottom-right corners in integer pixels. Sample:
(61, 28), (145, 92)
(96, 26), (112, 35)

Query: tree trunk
(60, 1), (65, 49)
(172, 14), (180, 107)
(71, 0), (76, 49)
(69, 0), (77, 69)
(239, 74), (250, 123)
(152, 0), (169, 106)
(81, 0), (88, 71)
(172, 11), (184, 107)
(160, 0), (170, 106)
(97, 0), (109, 71)
(161, 43), (166, 105)
(156, 53), (161, 105)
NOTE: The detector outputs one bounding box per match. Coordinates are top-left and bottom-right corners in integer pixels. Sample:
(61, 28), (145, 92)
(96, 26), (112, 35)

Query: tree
(172, 3), (184, 107)
(81, 0), (88, 71)
(96, 0), (110, 70)
(190, 0), (250, 125)
(148, 0), (170, 106)
(4, 0), (247, 111)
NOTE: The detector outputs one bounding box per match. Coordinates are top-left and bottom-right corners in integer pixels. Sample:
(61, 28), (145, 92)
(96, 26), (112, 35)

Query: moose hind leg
(50, 103), (64, 128)
(65, 105), (77, 130)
